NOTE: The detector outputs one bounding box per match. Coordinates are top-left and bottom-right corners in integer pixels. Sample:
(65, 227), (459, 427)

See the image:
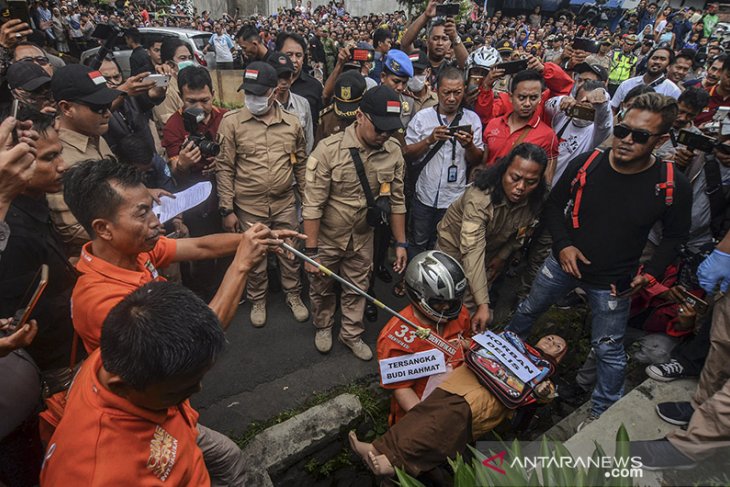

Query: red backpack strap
(570, 149), (603, 229)
(655, 159), (675, 206)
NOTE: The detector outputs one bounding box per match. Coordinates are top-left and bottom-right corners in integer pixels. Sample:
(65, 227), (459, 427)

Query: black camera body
(183, 107), (220, 157)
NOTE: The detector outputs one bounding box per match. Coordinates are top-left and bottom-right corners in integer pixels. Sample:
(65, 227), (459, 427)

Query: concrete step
(549, 378), (697, 486)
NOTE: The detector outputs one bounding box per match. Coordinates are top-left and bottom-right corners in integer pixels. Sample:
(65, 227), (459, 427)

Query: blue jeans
(409, 197), (447, 260)
(507, 254), (631, 416)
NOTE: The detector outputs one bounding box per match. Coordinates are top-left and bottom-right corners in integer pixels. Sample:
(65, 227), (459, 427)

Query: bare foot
(369, 451), (395, 477)
(348, 431), (382, 473)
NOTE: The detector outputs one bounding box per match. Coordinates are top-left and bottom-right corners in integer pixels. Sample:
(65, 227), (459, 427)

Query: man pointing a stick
(303, 85), (408, 361)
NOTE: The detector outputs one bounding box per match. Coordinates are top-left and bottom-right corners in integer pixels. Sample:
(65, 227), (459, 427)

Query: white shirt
(610, 75), (682, 110)
(407, 106), (484, 209)
(280, 92), (314, 155)
(208, 33), (234, 62)
(545, 93), (614, 185)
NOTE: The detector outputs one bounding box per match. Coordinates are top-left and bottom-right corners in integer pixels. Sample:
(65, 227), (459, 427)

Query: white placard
(379, 349), (447, 385)
(153, 182), (212, 224)
(472, 331), (540, 383)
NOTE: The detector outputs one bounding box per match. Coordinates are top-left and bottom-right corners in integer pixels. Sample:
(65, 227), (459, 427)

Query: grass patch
(232, 376), (388, 449)
(303, 450), (354, 479)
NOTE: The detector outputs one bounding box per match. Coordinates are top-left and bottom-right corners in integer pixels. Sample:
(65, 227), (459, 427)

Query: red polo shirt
(483, 111), (559, 166)
(71, 237), (177, 353)
(162, 106), (227, 159)
(695, 83), (730, 126)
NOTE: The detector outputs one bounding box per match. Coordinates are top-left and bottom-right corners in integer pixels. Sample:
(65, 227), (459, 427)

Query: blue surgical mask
(177, 60), (194, 71)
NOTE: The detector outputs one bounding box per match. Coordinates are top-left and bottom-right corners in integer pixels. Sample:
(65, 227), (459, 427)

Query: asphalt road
(192, 271), (406, 438)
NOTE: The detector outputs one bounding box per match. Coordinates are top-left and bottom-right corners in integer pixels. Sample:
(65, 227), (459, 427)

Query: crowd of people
(1, 0), (730, 484)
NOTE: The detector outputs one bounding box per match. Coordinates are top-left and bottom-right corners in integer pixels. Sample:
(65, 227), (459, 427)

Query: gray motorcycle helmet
(404, 250), (468, 322)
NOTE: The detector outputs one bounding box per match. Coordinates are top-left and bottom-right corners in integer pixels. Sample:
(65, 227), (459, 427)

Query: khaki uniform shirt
(436, 186), (538, 306)
(302, 124), (406, 252)
(411, 88), (438, 115)
(152, 74), (183, 127)
(313, 106), (354, 147)
(215, 104), (306, 218)
(48, 128), (114, 256)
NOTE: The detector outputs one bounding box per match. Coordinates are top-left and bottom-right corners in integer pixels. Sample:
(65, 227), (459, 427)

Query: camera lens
(198, 139), (221, 157)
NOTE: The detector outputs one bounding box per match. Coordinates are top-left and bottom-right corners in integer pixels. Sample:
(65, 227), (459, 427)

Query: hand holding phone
(0, 318), (38, 357)
(435, 3), (460, 17)
(495, 59), (528, 75)
(147, 74), (171, 88)
(9, 265), (48, 332)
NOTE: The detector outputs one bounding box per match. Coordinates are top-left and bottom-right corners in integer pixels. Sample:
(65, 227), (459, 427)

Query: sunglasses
(18, 56), (50, 66)
(77, 102), (112, 114)
(613, 124), (661, 144)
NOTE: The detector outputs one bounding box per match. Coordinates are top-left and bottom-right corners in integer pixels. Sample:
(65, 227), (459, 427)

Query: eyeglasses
(366, 115), (396, 135)
(613, 124), (661, 144)
(77, 102), (111, 114)
(17, 56), (50, 66)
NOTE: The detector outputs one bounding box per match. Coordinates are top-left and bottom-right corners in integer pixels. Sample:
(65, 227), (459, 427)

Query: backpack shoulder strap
(655, 158), (675, 206)
(570, 149), (604, 229)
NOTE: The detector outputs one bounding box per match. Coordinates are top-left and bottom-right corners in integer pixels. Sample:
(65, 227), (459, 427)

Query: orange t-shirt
(71, 237), (177, 353)
(376, 305), (471, 424)
(40, 350), (210, 487)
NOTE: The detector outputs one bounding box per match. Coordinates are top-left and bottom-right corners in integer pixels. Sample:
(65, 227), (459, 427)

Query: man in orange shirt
(62, 158), (303, 353)
(377, 251), (471, 425)
(41, 281), (236, 486)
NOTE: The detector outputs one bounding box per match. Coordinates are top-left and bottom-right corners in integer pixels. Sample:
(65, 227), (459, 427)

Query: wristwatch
(219, 208), (234, 217)
(453, 35), (462, 46)
(395, 242), (409, 249)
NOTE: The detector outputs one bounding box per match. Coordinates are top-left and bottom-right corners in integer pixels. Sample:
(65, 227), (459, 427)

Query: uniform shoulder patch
(319, 104), (334, 116)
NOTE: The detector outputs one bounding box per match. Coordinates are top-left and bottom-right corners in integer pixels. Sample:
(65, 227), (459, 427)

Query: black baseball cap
(408, 50), (429, 70)
(7, 61), (51, 91)
(239, 61), (278, 94)
(360, 85), (403, 132)
(51, 64), (122, 105)
(333, 71), (366, 120)
(574, 62), (609, 82)
(267, 51), (295, 77)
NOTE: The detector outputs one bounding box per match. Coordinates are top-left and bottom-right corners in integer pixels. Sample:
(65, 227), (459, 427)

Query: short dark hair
(474, 143), (548, 214)
(160, 38), (192, 64)
(236, 24), (261, 42)
(510, 69), (544, 93)
(624, 84), (655, 105)
(675, 48), (696, 64)
(436, 66), (464, 86)
(650, 45), (675, 64)
(115, 134), (154, 169)
(372, 27), (392, 48)
(63, 158), (143, 238)
(125, 28), (142, 44)
(678, 87), (710, 113)
(101, 281), (225, 391)
(177, 65), (213, 94)
(17, 106), (54, 136)
(275, 32), (308, 58)
(626, 92), (678, 134)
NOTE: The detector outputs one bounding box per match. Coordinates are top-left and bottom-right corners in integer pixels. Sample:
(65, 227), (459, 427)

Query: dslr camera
(182, 107), (220, 157)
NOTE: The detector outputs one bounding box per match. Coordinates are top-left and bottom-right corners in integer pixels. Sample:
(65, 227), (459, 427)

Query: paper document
(153, 182), (212, 224)
(472, 331), (540, 383)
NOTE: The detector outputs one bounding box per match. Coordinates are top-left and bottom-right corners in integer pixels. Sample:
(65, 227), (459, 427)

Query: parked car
(80, 27), (217, 78)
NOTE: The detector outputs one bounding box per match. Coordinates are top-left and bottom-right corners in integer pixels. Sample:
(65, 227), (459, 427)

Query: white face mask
(407, 74), (426, 92)
(572, 117), (593, 128)
(245, 93), (273, 116)
(177, 60), (194, 71)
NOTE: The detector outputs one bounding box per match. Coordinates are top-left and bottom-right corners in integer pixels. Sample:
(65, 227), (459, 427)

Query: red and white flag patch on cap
(88, 71), (106, 85)
(245, 70), (259, 80)
(386, 101), (401, 114)
(408, 54), (419, 61)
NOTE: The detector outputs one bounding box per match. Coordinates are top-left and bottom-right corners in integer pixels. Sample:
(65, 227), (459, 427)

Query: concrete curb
(239, 393), (363, 485)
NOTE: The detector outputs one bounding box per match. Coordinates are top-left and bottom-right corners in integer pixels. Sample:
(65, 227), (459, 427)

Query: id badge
(447, 165), (458, 183)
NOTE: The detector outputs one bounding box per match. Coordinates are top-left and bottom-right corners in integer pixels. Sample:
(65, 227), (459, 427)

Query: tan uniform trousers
(308, 237), (373, 342)
(236, 204), (302, 303)
(668, 292), (730, 460)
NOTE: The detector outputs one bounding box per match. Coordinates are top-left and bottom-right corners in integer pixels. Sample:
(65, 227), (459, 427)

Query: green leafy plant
(394, 425), (635, 487)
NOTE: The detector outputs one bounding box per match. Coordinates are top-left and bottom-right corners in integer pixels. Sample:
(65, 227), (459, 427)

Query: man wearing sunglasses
(48, 64), (122, 258)
(508, 93), (692, 425)
(303, 85), (408, 361)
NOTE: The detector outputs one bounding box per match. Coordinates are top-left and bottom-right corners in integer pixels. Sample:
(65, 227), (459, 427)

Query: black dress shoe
(365, 301), (378, 322)
(376, 265), (393, 283)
